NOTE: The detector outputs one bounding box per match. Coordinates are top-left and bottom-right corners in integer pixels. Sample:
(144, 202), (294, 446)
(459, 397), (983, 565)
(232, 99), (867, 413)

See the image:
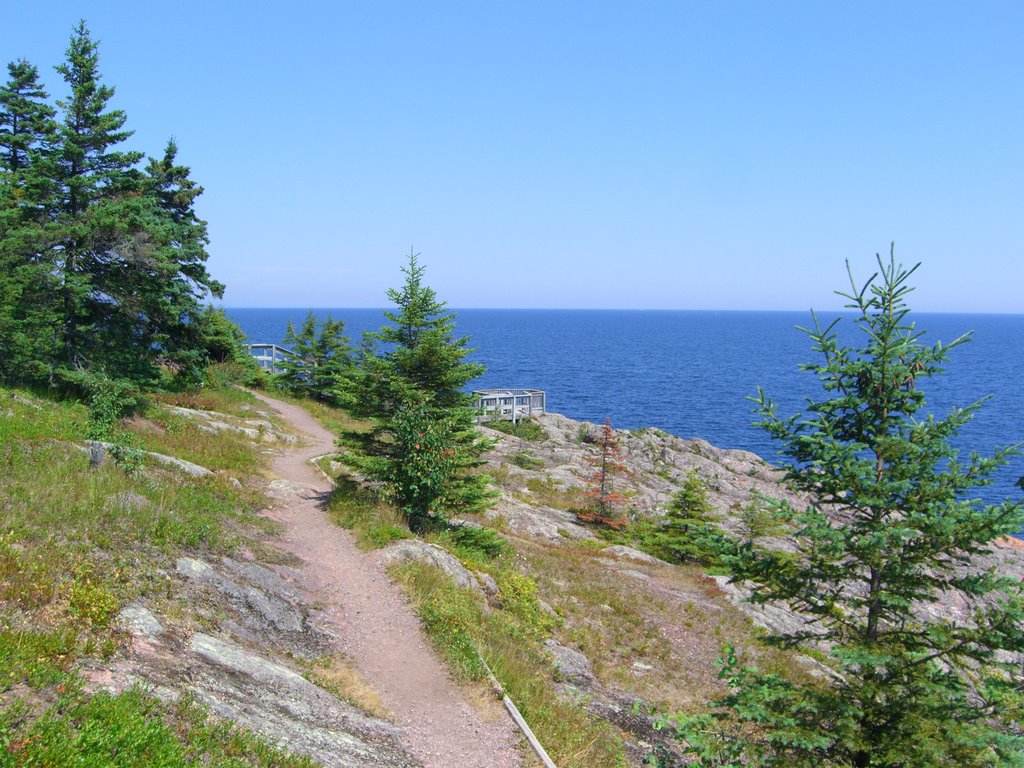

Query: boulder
(181, 633), (414, 767)
(544, 640), (594, 683)
(601, 545), (666, 566)
(379, 540), (482, 595)
(86, 440), (213, 478)
(176, 557), (315, 649)
(117, 604), (163, 639)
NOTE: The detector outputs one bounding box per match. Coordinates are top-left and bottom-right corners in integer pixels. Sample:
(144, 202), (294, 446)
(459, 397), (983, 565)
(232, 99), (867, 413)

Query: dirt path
(250, 392), (524, 768)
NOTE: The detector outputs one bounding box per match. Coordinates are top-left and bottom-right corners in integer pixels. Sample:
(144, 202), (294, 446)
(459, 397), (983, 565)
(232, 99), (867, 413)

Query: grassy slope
(0, 384), (315, 767)
(308, 403), (813, 768)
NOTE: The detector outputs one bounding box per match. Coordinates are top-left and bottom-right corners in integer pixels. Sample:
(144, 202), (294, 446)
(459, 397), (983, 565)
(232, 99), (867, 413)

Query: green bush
(511, 451), (545, 470)
(487, 418), (548, 442)
(366, 523), (413, 548)
(326, 475), (412, 550)
(606, 473), (728, 567)
(495, 571), (560, 639)
(68, 564), (120, 631)
(440, 523), (509, 561)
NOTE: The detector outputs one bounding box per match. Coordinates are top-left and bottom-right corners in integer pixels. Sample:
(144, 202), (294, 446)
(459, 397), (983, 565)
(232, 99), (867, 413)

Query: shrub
(440, 523), (509, 560)
(487, 418), (548, 442)
(511, 450), (545, 470)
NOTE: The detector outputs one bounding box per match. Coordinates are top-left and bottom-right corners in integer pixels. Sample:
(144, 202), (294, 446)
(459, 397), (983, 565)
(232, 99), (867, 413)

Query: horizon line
(219, 305), (1024, 317)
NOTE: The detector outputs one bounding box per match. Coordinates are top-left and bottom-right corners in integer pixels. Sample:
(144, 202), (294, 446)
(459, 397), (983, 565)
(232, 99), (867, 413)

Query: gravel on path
(250, 391), (524, 768)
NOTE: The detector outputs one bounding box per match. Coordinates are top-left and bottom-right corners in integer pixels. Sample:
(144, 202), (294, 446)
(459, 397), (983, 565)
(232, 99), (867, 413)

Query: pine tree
(309, 316), (353, 403)
(279, 314), (318, 398)
(654, 472), (723, 564)
(659, 250), (1024, 767)
(52, 20), (144, 371)
(350, 250), (495, 532)
(577, 418), (629, 529)
(0, 59), (60, 382)
(141, 139), (225, 382)
(278, 312), (353, 403)
(0, 23), (225, 388)
(0, 59), (58, 203)
(54, 21), (141, 217)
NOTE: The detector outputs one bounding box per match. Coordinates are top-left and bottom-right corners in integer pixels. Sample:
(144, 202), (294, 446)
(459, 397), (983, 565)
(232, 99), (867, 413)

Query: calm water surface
(228, 308), (1024, 507)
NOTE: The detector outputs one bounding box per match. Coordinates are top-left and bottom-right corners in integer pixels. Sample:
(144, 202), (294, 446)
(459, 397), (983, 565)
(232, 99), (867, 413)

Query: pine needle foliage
(0, 21), (225, 388)
(655, 249), (1024, 768)
(348, 250), (495, 532)
(653, 472), (725, 564)
(277, 311), (354, 404)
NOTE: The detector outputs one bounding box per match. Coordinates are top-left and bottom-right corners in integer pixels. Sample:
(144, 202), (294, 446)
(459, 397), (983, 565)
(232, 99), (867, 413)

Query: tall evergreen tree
(52, 20), (144, 371)
(657, 251), (1024, 767)
(139, 138), (224, 380)
(0, 59), (58, 196)
(54, 20), (141, 217)
(350, 251), (495, 531)
(0, 60), (60, 381)
(0, 22), (226, 387)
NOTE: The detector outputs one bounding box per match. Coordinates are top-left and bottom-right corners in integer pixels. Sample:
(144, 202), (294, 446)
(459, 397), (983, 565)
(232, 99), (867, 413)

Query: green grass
(326, 475), (412, 550)
(128, 407), (267, 474)
(510, 450), (545, 470)
(0, 682), (318, 768)
(0, 388), (88, 442)
(390, 560), (628, 768)
(0, 387), (264, 642)
(429, 524), (510, 568)
(0, 381), (320, 768)
(266, 387), (371, 438)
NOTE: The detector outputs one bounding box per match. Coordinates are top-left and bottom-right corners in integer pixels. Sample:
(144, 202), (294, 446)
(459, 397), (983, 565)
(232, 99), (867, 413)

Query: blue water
(227, 308), (1024, 507)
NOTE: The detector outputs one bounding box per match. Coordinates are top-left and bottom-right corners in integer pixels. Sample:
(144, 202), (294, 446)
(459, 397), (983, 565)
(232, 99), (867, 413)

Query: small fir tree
(280, 312), (317, 396)
(656, 250), (1024, 767)
(578, 418), (629, 529)
(349, 251), (495, 532)
(653, 472), (723, 564)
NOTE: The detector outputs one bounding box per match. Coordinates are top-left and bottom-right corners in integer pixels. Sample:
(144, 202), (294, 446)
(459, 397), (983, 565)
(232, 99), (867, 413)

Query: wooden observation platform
(473, 389), (546, 423)
(247, 343), (296, 374)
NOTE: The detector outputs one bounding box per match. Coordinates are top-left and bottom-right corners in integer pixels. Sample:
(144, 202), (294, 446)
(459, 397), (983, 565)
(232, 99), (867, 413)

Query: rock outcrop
(166, 405), (300, 444)
(89, 554), (416, 768)
(379, 540), (485, 596)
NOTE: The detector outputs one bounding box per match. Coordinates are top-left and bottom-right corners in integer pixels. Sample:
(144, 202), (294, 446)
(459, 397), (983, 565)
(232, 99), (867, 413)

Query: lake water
(228, 308), (1024, 507)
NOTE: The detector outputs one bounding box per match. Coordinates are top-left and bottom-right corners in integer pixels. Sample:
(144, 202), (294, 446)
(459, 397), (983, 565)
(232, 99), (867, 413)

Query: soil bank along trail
(251, 392), (523, 768)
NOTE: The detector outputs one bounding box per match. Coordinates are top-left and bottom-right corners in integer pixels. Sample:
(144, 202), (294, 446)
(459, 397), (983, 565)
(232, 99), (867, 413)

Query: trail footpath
(251, 392), (524, 768)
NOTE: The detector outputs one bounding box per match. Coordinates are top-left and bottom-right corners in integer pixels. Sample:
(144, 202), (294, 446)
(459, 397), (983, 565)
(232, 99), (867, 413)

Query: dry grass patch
(151, 385), (262, 419)
(303, 654), (391, 720)
(128, 411), (266, 474)
(488, 467), (586, 512)
(517, 537), (809, 713)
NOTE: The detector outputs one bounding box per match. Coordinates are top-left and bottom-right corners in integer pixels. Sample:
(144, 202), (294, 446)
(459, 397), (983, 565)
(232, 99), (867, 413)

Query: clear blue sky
(9, 2), (1023, 311)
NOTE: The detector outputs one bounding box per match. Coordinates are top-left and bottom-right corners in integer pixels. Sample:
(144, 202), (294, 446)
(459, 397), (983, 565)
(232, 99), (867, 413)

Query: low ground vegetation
(0, 381), (316, 767)
(485, 417), (548, 442)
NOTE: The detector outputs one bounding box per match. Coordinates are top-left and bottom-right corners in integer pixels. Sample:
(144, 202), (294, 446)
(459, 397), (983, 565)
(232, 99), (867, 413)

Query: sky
(8, 2), (1024, 311)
